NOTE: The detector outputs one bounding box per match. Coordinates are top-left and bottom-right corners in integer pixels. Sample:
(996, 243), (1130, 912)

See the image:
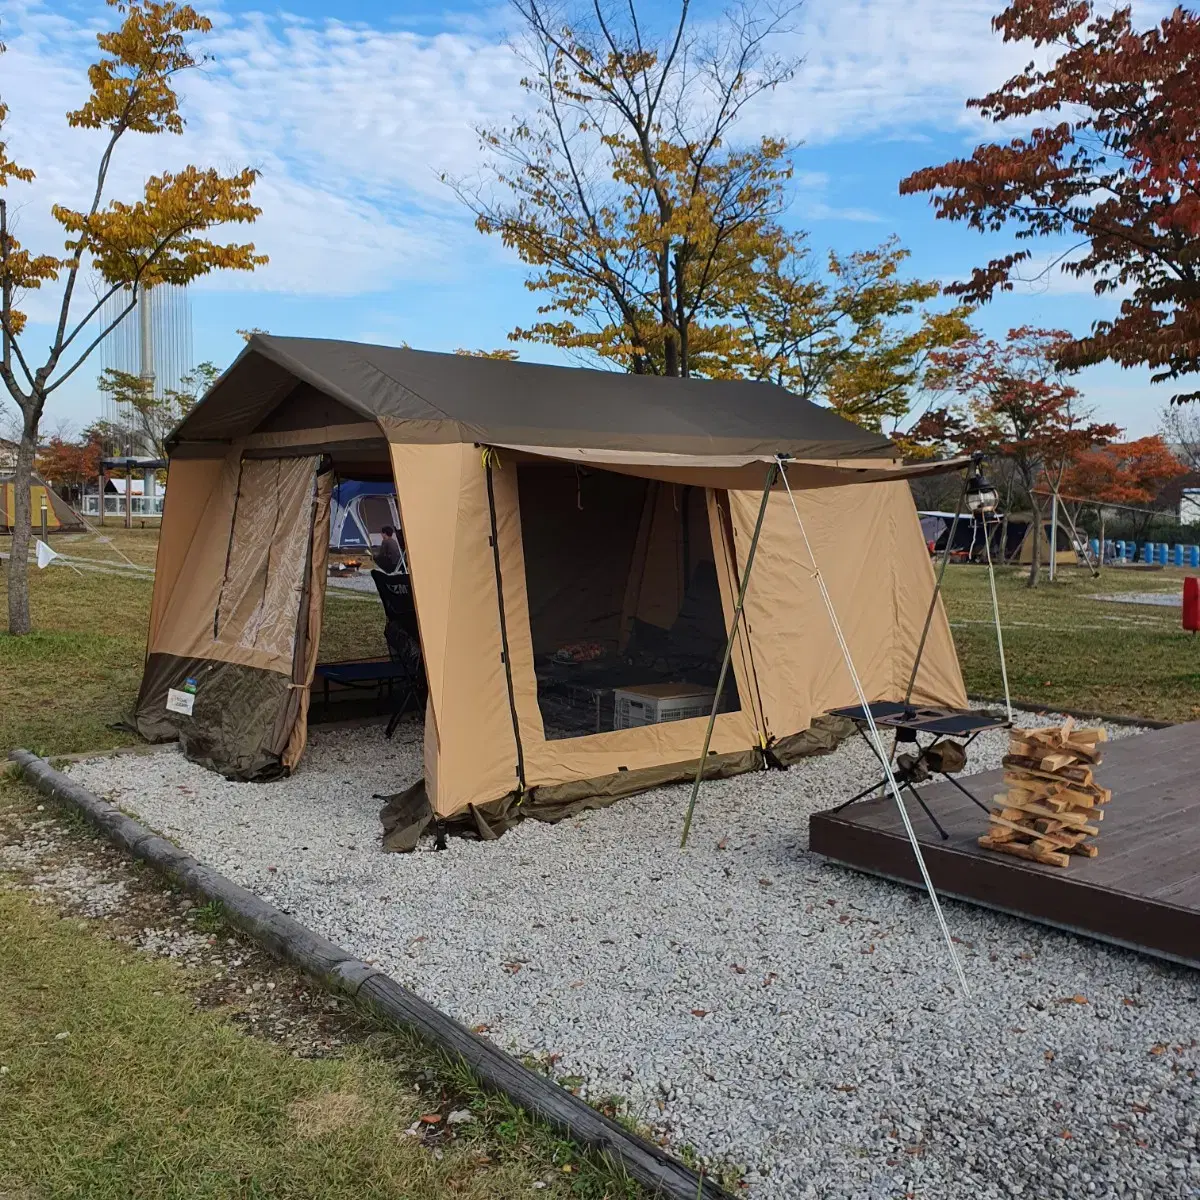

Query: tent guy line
(777, 455), (971, 999)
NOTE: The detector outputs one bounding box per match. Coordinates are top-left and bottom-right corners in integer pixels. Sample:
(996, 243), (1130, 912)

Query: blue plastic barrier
(1116, 539), (1127, 561)
(1173, 544), (1185, 567)
(1157, 543), (1169, 565)
(1190, 546), (1200, 569)
(1143, 541), (1155, 563)
(1090, 538), (1100, 560)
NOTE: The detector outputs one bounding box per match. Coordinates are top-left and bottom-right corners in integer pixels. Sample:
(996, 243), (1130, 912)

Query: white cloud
(762, 0), (1027, 143)
(0, 0), (526, 304)
(2, 0), (1162, 317)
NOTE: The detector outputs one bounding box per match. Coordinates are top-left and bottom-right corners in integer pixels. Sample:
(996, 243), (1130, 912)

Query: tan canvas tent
(135, 336), (966, 829)
(997, 514), (1080, 567)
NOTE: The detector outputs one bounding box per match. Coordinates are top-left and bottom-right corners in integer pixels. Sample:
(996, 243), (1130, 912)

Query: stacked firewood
(978, 719), (1109, 868)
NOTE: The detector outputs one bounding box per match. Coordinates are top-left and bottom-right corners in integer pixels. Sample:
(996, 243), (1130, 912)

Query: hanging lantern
(966, 461), (999, 515)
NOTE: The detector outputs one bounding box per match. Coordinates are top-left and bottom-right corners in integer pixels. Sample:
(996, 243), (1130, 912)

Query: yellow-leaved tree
(0, 0), (266, 635)
(459, 0), (972, 431)
(456, 0), (798, 379)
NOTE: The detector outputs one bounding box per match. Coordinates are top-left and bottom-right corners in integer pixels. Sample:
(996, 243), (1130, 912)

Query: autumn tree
(461, 0), (971, 431)
(715, 235), (974, 431)
(926, 327), (1120, 587)
(899, 0), (1200, 403)
(97, 358), (218, 457)
(35, 427), (105, 505)
(0, 0), (266, 634)
(460, 0), (799, 378)
(1062, 435), (1187, 537)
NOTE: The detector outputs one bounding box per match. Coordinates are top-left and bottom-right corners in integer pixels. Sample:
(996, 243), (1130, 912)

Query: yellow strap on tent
(480, 446), (503, 470)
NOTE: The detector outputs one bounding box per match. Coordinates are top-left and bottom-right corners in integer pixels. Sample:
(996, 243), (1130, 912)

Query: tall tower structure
(99, 283), (194, 456)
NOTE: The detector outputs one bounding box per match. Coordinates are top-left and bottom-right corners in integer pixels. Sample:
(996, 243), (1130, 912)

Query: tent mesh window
(515, 463), (740, 741)
(357, 493), (397, 543)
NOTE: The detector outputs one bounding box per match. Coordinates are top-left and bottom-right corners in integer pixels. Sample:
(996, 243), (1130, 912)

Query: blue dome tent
(330, 480), (400, 553)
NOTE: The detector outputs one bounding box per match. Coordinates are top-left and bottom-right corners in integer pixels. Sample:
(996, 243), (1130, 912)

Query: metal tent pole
(680, 461), (778, 849)
(981, 515), (1013, 723)
(777, 457), (970, 998)
(1049, 490), (1059, 582)
(904, 471), (968, 707)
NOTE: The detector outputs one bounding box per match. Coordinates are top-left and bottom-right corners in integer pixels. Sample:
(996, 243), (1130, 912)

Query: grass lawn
(939, 563), (1200, 724)
(0, 888), (603, 1200)
(0, 527), (641, 1198)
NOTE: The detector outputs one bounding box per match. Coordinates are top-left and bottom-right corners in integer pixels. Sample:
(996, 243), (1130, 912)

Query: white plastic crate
(613, 683), (716, 729)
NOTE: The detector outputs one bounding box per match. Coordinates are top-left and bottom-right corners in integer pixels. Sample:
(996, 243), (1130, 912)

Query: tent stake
(680, 462), (778, 848)
(777, 458), (970, 998)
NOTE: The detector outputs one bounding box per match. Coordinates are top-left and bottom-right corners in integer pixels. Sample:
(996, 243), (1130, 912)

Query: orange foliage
(1061, 435), (1188, 506)
(900, 0), (1200, 403)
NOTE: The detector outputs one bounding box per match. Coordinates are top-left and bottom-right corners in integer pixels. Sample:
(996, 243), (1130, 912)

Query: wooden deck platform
(809, 722), (1200, 968)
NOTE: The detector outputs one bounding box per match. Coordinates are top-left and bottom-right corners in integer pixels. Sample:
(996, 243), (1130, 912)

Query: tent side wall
(388, 442), (526, 814)
(390, 444), (765, 820)
(1017, 522), (1077, 567)
(135, 449), (328, 779)
(0, 475), (85, 532)
(730, 480), (966, 740)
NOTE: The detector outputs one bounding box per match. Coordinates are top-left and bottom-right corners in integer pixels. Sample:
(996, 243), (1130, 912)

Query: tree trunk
(658, 249), (679, 377)
(7, 418), (37, 635)
(1026, 493), (1043, 589)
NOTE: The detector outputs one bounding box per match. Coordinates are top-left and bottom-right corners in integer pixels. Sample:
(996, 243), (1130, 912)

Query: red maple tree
(899, 1), (1200, 402)
(35, 427), (103, 504)
(925, 326), (1121, 585)
(1060, 435), (1187, 536)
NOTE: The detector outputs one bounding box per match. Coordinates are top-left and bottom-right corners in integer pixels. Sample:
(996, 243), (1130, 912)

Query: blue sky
(0, 0), (1170, 437)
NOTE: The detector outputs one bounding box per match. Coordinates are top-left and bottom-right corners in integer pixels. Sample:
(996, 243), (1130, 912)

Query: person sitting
(374, 525), (403, 574)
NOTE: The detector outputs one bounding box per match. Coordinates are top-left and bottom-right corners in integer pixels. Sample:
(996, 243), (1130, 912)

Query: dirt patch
(289, 1090), (370, 1137)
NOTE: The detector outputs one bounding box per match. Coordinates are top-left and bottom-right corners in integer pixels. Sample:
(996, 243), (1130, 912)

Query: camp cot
(0, 472), (85, 533)
(330, 480), (401, 553)
(133, 336), (967, 837)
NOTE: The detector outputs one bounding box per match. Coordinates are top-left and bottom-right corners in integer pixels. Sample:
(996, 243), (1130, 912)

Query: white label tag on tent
(166, 688), (195, 716)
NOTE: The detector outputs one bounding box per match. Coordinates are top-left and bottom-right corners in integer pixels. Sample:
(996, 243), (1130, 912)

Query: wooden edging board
(8, 749), (729, 1200)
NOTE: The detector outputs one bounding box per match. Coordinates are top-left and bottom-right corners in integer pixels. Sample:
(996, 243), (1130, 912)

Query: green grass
(0, 547), (386, 755)
(0, 887), (621, 1200)
(940, 563), (1200, 723)
(0, 542), (642, 1200)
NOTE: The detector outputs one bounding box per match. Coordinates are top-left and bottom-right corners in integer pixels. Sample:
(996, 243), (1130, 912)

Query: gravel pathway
(66, 715), (1200, 1200)
(1088, 592), (1182, 608)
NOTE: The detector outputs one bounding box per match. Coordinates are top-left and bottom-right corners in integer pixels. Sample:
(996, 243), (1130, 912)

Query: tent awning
(492, 444), (971, 490)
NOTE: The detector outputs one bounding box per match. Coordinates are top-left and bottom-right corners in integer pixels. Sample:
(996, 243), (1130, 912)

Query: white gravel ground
(67, 714), (1200, 1200)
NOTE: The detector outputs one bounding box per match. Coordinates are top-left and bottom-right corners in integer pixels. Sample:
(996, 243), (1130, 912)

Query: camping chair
(371, 569), (425, 738)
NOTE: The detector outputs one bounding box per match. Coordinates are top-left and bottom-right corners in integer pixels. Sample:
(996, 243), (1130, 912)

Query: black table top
(828, 702), (1009, 736)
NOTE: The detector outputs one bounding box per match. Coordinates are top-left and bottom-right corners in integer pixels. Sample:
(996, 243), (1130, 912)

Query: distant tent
(0, 473), (85, 534)
(918, 510), (979, 557)
(329, 481), (400, 552)
(1000, 515), (1079, 567)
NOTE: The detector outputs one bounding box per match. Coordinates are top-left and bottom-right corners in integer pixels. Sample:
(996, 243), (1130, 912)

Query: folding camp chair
(370, 569), (425, 737)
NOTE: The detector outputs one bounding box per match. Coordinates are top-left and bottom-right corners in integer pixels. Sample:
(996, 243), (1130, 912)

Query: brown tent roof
(168, 335), (895, 460)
